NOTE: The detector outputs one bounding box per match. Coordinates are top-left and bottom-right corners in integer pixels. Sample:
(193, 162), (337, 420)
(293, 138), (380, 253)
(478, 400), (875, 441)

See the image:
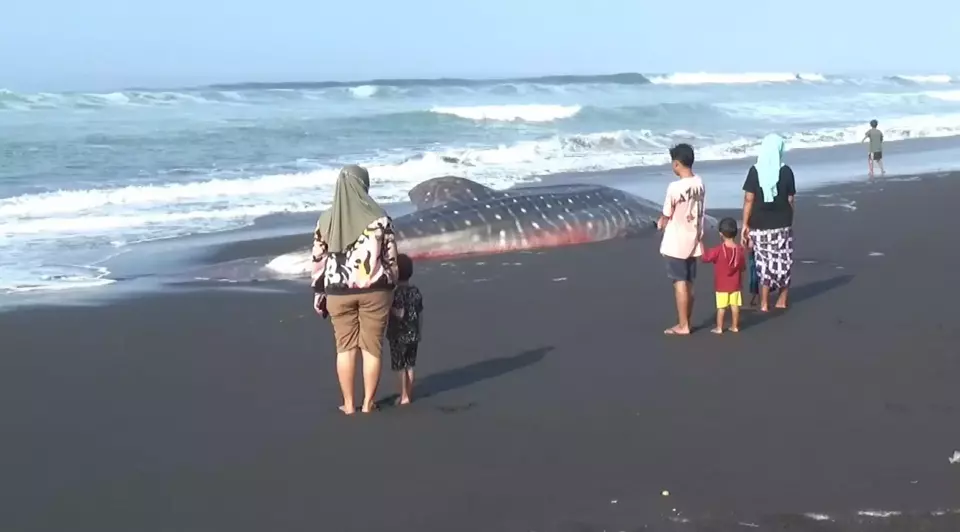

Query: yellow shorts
(715, 291), (742, 309)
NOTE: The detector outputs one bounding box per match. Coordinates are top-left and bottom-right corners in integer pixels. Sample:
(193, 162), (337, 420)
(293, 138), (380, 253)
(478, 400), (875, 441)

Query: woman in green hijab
(312, 165), (399, 414)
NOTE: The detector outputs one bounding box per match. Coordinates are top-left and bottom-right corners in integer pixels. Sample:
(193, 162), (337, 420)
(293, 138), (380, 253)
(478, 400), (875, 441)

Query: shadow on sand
(702, 274), (854, 331)
(377, 346), (553, 407)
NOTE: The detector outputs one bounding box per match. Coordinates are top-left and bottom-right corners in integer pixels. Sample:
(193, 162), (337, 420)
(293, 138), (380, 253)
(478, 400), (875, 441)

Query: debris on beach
(949, 450), (960, 464)
(868, 251), (885, 257)
(661, 490), (670, 497)
(551, 277), (567, 282)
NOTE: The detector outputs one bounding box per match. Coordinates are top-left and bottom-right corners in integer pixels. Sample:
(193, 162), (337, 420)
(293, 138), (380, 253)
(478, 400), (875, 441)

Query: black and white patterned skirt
(749, 226), (794, 290)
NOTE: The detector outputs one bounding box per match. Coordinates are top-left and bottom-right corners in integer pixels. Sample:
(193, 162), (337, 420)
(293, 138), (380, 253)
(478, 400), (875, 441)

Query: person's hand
(656, 216), (666, 230)
(740, 225), (750, 245)
(314, 293), (328, 317)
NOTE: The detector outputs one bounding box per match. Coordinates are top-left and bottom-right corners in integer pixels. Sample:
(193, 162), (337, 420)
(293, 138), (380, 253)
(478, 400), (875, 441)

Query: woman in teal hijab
(741, 134), (797, 311)
(755, 134), (785, 203)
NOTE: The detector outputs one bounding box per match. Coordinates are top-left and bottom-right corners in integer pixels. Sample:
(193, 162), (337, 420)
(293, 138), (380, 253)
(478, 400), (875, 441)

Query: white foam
(349, 85), (379, 98)
(857, 510), (901, 518)
(5, 277), (115, 294)
(649, 72), (824, 85)
(430, 104), (582, 122)
(895, 74), (953, 84)
(926, 89), (960, 102)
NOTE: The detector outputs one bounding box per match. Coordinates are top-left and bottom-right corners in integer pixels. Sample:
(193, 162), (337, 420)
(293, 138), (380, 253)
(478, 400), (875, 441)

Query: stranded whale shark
(396, 176), (715, 259)
(264, 177), (716, 275)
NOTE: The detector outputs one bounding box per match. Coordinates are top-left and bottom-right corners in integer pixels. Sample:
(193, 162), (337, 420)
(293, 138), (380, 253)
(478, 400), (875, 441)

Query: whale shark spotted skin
(394, 176), (714, 260)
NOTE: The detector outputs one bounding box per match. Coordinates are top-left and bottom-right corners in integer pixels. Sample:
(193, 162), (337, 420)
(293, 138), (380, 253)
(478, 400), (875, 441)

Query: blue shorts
(665, 256), (697, 283)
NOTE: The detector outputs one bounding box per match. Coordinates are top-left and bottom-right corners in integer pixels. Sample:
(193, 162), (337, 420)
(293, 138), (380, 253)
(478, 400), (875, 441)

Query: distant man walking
(862, 119), (885, 178)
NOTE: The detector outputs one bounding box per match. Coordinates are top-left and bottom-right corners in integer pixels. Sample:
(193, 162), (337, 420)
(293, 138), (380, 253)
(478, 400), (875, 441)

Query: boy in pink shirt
(656, 144), (706, 335)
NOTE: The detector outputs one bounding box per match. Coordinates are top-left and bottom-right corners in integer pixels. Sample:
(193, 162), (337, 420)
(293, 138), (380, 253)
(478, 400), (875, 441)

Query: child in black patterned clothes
(388, 254), (423, 405)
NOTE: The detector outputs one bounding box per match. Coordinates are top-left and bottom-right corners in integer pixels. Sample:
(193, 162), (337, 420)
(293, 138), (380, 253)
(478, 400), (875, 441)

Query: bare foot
(759, 306), (769, 313)
(710, 327), (723, 335)
(729, 327), (740, 333)
(339, 405), (355, 415)
(361, 402), (378, 414)
(664, 325), (691, 336)
(399, 395), (411, 405)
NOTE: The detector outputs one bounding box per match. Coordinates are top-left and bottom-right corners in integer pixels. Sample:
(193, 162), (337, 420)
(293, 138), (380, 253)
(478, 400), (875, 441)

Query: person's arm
(657, 186), (675, 230)
(311, 228), (328, 291)
(741, 167), (758, 242)
(783, 166), (797, 209)
(701, 245), (719, 263)
(412, 289), (424, 335)
(382, 219), (400, 281)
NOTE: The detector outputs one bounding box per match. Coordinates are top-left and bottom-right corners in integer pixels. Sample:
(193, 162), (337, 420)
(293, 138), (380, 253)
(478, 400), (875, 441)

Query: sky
(1, 0), (957, 91)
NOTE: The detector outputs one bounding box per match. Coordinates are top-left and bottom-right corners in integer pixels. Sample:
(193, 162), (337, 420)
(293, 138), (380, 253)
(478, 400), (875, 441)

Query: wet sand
(2, 172), (959, 531)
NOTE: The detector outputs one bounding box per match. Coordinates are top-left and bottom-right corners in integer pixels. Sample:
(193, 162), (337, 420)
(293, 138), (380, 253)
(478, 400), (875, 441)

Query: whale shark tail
(407, 176), (505, 210)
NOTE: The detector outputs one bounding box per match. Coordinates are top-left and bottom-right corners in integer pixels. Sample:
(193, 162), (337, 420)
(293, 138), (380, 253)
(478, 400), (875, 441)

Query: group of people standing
(658, 134), (797, 336)
(311, 125), (877, 411)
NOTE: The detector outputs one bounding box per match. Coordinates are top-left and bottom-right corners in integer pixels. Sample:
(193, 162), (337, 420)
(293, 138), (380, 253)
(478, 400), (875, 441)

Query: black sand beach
(3, 172), (960, 531)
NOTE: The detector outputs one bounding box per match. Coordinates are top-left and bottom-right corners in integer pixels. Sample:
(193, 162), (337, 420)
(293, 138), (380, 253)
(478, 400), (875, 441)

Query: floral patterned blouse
(311, 216), (399, 295)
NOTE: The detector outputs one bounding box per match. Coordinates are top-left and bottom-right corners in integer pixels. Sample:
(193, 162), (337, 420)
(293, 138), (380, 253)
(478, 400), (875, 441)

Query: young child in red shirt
(701, 217), (746, 334)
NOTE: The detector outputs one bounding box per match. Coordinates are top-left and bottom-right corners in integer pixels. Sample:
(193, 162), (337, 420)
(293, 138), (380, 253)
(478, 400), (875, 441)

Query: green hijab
(316, 165), (387, 253)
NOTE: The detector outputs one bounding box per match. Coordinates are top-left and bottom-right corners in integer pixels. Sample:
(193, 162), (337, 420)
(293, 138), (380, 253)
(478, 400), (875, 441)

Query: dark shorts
(665, 256), (697, 283)
(389, 341), (419, 371)
(871, 151), (883, 161)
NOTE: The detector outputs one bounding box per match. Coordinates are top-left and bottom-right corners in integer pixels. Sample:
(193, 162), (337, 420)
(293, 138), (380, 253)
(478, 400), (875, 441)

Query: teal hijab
(755, 134), (785, 203)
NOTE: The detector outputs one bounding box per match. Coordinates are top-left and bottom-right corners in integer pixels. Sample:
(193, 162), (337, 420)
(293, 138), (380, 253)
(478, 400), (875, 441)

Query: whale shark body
(394, 176), (707, 260)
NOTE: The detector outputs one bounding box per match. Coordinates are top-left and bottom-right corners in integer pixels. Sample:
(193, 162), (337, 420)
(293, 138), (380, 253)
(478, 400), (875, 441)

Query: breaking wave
(6, 111), (960, 242)
(890, 74), (954, 84)
(5, 72), (953, 112)
(429, 104), (582, 122)
(648, 72), (826, 85)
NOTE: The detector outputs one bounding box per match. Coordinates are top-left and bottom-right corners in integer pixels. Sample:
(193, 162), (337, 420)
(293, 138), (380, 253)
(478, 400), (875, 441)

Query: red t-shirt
(701, 243), (746, 293)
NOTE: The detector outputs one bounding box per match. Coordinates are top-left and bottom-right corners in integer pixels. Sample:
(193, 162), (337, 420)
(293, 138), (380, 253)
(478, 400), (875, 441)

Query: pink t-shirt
(660, 175), (706, 259)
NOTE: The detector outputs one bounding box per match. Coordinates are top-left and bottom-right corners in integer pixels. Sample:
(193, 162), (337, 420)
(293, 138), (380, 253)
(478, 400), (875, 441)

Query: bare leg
(687, 283), (695, 327)
(336, 349), (358, 414)
(730, 305), (741, 332)
(712, 307), (725, 334)
(775, 287), (790, 309)
(868, 156), (874, 178)
(759, 285), (771, 312)
(360, 350), (381, 413)
(399, 368), (414, 405)
(877, 159), (886, 176)
(665, 281), (692, 335)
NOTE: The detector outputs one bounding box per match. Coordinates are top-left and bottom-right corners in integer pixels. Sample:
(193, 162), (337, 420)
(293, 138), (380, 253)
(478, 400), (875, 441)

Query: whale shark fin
(407, 176), (503, 210)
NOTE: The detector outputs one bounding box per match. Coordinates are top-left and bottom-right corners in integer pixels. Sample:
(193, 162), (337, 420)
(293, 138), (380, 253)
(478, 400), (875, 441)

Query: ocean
(3, 72), (960, 293)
